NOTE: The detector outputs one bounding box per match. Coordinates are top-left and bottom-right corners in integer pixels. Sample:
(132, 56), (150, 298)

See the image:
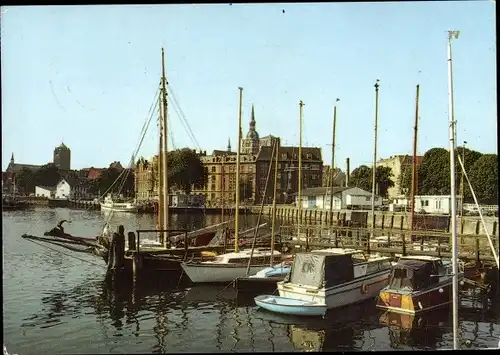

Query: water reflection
(380, 310), (450, 349)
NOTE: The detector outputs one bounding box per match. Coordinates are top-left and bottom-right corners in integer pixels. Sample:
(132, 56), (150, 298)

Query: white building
(55, 179), (71, 200)
(295, 186), (382, 210)
(35, 186), (55, 198)
(414, 195), (463, 215)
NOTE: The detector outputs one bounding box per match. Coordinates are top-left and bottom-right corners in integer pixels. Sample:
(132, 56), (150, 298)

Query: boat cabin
(284, 251), (356, 289)
(387, 256), (446, 292)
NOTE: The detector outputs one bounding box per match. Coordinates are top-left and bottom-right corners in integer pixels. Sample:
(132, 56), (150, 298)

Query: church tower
(241, 105), (260, 155)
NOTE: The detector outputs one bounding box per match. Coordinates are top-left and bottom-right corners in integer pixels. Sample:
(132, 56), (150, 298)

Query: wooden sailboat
(180, 87), (282, 283)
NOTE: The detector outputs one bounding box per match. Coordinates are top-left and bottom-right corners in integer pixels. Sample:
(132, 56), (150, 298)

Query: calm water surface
(3, 208), (500, 353)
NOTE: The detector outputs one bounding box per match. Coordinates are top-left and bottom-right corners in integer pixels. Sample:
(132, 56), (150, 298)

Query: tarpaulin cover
(388, 259), (437, 291)
(288, 252), (355, 288)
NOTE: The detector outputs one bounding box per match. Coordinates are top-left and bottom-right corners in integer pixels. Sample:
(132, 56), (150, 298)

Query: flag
(448, 30), (460, 40)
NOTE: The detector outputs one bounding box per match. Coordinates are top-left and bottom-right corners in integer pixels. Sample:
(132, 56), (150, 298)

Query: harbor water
(3, 208), (500, 353)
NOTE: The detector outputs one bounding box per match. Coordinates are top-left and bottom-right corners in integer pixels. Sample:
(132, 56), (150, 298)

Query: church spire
(227, 137), (231, 152)
(10, 152), (14, 163)
(250, 104), (256, 128)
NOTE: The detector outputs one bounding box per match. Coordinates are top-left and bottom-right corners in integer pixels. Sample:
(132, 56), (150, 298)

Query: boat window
(388, 268), (413, 290)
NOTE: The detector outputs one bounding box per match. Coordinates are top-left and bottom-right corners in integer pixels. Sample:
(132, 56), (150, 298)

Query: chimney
(346, 157), (350, 187)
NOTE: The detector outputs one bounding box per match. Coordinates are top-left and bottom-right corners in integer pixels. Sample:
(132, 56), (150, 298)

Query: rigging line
(167, 90), (197, 149)
(25, 238), (104, 267)
(105, 95), (159, 226)
(167, 85), (202, 150)
(457, 154), (499, 268)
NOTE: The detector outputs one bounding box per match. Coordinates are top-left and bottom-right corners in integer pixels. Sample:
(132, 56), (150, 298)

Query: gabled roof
(36, 185), (56, 192)
(256, 145), (322, 162)
(9, 163), (43, 173)
(295, 186), (350, 197)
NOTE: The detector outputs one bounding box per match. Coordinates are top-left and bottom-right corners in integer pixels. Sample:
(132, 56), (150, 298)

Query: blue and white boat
(235, 260), (292, 294)
(277, 248), (392, 311)
(254, 294), (328, 317)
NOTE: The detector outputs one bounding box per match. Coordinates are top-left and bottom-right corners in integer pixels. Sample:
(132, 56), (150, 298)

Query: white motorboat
(277, 248), (392, 310)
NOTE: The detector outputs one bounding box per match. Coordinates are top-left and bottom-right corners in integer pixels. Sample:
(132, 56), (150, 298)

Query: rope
(457, 154), (499, 268)
(25, 238), (105, 267)
(167, 84), (202, 151)
(24, 85), (161, 236)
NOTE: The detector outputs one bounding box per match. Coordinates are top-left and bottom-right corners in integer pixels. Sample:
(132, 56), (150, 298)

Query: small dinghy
(254, 294), (327, 317)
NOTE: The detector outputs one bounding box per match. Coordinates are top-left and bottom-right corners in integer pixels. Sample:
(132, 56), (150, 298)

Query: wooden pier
(279, 224), (499, 264)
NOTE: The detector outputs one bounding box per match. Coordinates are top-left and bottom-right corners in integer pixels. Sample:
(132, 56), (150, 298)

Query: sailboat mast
(447, 30), (460, 350)
(410, 84), (420, 237)
(329, 99), (339, 214)
(270, 141), (279, 266)
(158, 92), (163, 231)
(161, 48), (169, 247)
(234, 87), (243, 253)
(370, 80), (380, 253)
(298, 100), (304, 240)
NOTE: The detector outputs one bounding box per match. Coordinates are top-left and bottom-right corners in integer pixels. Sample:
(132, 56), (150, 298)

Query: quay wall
(249, 205), (499, 237)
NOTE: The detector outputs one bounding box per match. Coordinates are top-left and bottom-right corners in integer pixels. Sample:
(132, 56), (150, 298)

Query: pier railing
(279, 225), (499, 263)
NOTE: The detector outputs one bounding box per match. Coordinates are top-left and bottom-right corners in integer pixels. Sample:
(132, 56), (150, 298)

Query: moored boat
(276, 248), (392, 311)
(180, 248), (283, 283)
(100, 194), (138, 213)
(376, 255), (464, 315)
(254, 294), (327, 317)
(234, 260), (293, 294)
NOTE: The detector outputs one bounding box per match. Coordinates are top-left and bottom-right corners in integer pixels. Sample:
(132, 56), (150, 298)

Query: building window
(436, 200), (441, 209)
(211, 166), (216, 172)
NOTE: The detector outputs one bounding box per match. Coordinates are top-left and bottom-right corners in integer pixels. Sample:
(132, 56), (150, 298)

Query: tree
(166, 148), (207, 194)
(348, 165), (372, 192)
(34, 163), (61, 188)
(416, 147), (483, 196)
(97, 167), (121, 195)
(348, 165), (395, 197)
(467, 154), (498, 204)
(417, 148), (451, 195)
(376, 166), (395, 198)
(15, 167), (36, 194)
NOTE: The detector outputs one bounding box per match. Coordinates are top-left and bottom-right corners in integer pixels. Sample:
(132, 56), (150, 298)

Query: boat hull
(180, 263), (269, 283)
(278, 269), (391, 309)
(100, 204), (138, 213)
(376, 280), (457, 315)
(254, 295), (327, 316)
(235, 276), (283, 294)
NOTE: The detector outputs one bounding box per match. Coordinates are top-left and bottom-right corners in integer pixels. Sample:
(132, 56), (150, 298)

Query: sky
(1, 2), (497, 172)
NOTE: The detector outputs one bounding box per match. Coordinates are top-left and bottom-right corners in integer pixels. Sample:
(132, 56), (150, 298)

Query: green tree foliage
(166, 148), (207, 194)
(34, 163), (61, 188)
(349, 165), (372, 191)
(15, 167), (36, 194)
(97, 167), (135, 197)
(415, 147), (484, 196)
(348, 165), (395, 197)
(467, 154), (498, 204)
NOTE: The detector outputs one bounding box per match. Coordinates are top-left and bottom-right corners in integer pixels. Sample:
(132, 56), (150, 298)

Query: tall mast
(161, 48), (169, 247)
(329, 99), (339, 216)
(234, 87), (243, 253)
(410, 84), (420, 237)
(158, 92), (163, 231)
(447, 30), (460, 350)
(298, 100), (304, 239)
(270, 141), (279, 266)
(370, 80), (380, 253)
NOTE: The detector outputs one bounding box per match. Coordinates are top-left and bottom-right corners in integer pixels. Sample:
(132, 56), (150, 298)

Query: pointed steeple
(250, 104), (256, 128)
(227, 137), (231, 152)
(10, 152), (14, 164)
